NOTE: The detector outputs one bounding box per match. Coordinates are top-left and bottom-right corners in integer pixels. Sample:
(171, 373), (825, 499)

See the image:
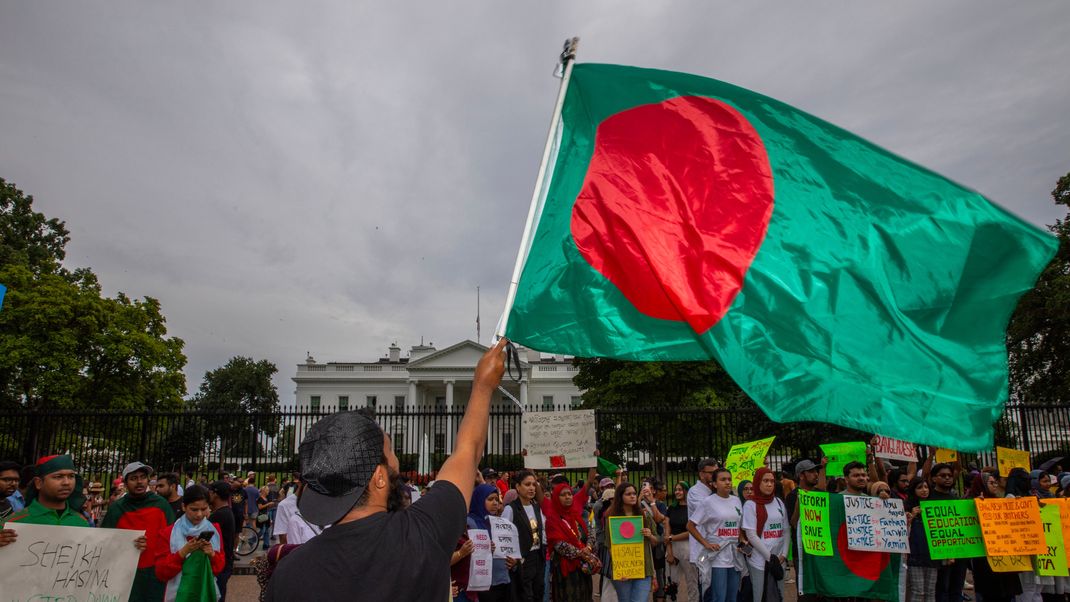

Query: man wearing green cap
(102, 461), (175, 602)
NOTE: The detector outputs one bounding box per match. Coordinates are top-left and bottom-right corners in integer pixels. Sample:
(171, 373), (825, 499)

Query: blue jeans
(707, 567), (740, 602)
(612, 577), (652, 602)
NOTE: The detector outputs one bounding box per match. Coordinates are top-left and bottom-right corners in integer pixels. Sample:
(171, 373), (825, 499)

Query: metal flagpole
(496, 37), (579, 339)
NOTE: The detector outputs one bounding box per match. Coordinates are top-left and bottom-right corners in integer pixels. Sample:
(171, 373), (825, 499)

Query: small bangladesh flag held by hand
(502, 63), (1058, 451)
(800, 493), (900, 600)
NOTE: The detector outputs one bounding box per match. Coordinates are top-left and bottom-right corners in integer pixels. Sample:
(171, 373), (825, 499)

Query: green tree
(191, 357), (282, 465)
(1007, 172), (1070, 405)
(0, 179), (187, 411)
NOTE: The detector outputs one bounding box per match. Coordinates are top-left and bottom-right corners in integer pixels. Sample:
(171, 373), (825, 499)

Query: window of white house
(338, 396), (349, 411)
(310, 395), (321, 410)
(367, 395), (377, 409)
(542, 395), (554, 410)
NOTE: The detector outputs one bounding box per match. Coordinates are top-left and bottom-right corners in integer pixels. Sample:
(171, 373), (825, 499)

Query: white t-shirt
(741, 498), (788, 568)
(686, 481), (713, 562)
(500, 502), (546, 552)
(689, 493), (743, 568)
(273, 495), (323, 545)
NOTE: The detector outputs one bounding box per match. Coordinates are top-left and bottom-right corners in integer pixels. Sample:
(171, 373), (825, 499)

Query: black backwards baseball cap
(298, 412), (385, 527)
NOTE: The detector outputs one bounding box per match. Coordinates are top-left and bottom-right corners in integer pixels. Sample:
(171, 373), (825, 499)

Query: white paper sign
(521, 410), (597, 469)
(488, 516), (521, 559)
(1, 522), (142, 602)
(872, 436), (916, 462)
(843, 495), (909, 553)
(467, 528), (493, 592)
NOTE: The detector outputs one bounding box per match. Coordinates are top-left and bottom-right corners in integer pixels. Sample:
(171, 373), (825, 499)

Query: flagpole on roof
(496, 37), (579, 339)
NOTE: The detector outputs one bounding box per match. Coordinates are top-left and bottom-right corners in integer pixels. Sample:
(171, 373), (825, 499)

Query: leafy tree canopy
(572, 358), (747, 410)
(1008, 172), (1070, 405)
(0, 178), (186, 410)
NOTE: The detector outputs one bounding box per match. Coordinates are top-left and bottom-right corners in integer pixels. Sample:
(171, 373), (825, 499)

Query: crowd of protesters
(3, 339), (1070, 602)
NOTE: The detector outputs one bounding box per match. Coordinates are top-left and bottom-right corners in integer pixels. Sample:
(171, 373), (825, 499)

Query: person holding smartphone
(155, 485), (225, 601)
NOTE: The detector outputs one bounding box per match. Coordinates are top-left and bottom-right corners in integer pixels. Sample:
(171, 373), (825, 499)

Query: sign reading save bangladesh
(975, 497), (1046, 556)
(920, 500), (986, 559)
(820, 442), (867, 478)
(724, 436), (775, 486)
(843, 495), (908, 553)
(608, 516), (646, 579)
(799, 489), (833, 556)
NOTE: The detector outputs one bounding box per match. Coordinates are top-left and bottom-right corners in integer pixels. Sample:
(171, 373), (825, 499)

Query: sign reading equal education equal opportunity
(0, 522), (142, 602)
(799, 489), (833, 556)
(920, 499), (986, 559)
(843, 495), (909, 553)
(521, 410), (597, 469)
(974, 497), (1046, 556)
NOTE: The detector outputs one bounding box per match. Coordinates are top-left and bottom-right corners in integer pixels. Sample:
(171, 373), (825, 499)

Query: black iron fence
(2, 403), (1068, 492)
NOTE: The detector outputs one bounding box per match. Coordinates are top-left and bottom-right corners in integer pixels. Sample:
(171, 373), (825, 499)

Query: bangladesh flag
(502, 64), (1057, 450)
(800, 493), (900, 600)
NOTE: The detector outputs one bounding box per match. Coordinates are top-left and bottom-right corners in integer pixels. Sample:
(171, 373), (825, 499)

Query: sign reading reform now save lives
(920, 500), (986, 560)
(799, 489), (833, 556)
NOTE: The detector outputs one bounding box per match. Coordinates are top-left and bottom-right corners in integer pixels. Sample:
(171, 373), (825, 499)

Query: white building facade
(292, 340), (585, 456)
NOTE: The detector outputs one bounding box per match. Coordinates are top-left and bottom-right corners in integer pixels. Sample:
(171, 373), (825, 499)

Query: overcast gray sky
(2, 2), (1067, 402)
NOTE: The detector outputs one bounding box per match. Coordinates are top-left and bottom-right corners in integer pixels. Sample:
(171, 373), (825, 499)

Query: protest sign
(934, 448), (957, 464)
(1043, 499), (1070, 567)
(820, 442), (867, 478)
(608, 516), (646, 579)
(920, 500), (986, 560)
(488, 516), (521, 559)
(989, 554), (1033, 573)
(975, 497), (1046, 556)
(467, 529), (493, 592)
(799, 489), (833, 556)
(842, 495), (909, 553)
(521, 410), (596, 469)
(1, 522), (141, 602)
(996, 446), (1030, 476)
(872, 436), (915, 462)
(725, 436), (775, 486)
(1036, 502), (1068, 576)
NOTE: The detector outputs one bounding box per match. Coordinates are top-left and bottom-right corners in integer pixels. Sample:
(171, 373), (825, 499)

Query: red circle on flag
(836, 522), (889, 580)
(619, 520), (636, 539)
(570, 95), (774, 334)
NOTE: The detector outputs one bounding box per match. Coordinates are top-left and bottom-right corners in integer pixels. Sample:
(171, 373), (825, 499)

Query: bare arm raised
(436, 338), (507, 508)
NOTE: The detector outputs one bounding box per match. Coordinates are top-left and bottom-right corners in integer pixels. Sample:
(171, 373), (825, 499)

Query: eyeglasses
(0, 477), (18, 483)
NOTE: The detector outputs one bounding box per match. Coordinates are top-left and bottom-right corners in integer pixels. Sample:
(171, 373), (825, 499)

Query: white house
(291, 340), (585, 456)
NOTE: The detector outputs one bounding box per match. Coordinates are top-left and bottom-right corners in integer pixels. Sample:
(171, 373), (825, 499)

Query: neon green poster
(920, 500), (986, 560)
(799, 490), (833, 556)
(820, 442), (866, 478)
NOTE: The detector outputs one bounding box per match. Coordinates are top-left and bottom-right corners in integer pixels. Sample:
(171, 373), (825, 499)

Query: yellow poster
(975, 497), (1046, 556)
(996, 446), (1030, 476)
(611, 542), (646, 579)
(725, 436), (775, 486)
(934, 448), (957, 464)
(989, 554), (1033, 573)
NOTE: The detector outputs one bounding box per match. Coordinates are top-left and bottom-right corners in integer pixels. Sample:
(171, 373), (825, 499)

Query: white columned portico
(520, 381), (529, 410)
(445, 380), (455, 452)
(408, 380), (418, 410)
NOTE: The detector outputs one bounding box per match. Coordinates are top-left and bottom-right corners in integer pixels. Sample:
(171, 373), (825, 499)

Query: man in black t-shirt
(207, 481), (236, 601)
(229, 480), (247, 528)
(268, 339), (506, 602)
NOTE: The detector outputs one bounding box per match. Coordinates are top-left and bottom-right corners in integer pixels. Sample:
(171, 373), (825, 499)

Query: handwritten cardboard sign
(488, 516), (521, 559)
(521, 410), (597, 469)
(996, 446), (1030, 476)
(608, 516), (646, 579)
(467, 529), (493, 592)
(975, 497), (1046, 556)
(725, 436), (775, 486)
(920, 499), (986, 559)
(872, 436), (916, 462)
(989, 553), (1033, 573)
(820, 441), (867, 478)
(1035, 502), (1069, 577)
(842, 495), (909, 553)
(934, 448), (958, 464)
(1042, 499), (1070, 568)
(1, 522), (142, 602)
(799, 489), (833, 556)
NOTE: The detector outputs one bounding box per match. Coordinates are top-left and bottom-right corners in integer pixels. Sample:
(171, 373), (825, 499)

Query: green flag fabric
(800, 493), (901, 600)
(503, 63), (1057, 450)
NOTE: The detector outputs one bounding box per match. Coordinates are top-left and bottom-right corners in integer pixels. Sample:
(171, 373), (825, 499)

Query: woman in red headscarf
(741, 467), (789, 602)
(545, 482), (601, 601)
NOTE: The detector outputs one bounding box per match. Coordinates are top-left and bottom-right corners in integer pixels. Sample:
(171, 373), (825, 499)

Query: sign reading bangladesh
(842, 495), (908, 553)
(920, 500), (986, 559)
(820, 442), (867, 478)
(521, 410), (597, 469)
(871, 436), (915, 462)
(975, 497), (1046, 556)
(1036, 502), (1069, 577)
(608, 516), (646, 579)
(799, 489), (833, 556)
(724, 436), (775, 486)
(0, 522), (142, 602)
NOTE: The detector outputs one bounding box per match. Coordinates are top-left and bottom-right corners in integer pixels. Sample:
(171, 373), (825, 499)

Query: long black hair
(607, 481), (640, 517)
